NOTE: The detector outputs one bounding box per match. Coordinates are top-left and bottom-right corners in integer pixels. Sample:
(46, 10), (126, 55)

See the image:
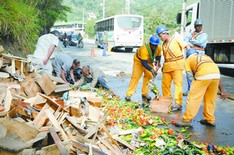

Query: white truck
(177, 0), (234, 67)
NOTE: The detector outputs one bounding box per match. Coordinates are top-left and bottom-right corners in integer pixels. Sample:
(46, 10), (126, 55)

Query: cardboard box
(150, 96), (172, 113)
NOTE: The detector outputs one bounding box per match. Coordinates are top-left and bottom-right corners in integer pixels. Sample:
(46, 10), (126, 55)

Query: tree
(85, 19), (96, 38)
(35, 0), (71, 34)
(0, 0), (71, 56)
(0, 0), (39, 56)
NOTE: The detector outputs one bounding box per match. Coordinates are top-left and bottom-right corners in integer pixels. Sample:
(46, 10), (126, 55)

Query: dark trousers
(85, 77), (109, 90)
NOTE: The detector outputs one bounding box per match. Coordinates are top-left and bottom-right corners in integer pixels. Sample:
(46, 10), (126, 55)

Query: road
(61, 39), (234, 147)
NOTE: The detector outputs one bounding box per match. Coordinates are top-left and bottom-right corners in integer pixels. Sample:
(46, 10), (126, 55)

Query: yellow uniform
(183, 54), (220, 123)
(162, 35), (187, 105)
(126, 43), (161, 97)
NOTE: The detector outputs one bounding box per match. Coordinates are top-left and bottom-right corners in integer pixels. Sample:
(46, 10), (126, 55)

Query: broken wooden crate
(150, 96), (172, 113)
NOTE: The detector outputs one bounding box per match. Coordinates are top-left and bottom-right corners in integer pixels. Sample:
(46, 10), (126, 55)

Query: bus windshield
(117, 16), (142, 28)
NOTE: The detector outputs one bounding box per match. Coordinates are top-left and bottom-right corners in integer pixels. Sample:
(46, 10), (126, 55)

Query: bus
(94, 14), (144, 52)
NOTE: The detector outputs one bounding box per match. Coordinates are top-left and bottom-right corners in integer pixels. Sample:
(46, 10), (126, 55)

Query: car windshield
(71, 35), (78, 40)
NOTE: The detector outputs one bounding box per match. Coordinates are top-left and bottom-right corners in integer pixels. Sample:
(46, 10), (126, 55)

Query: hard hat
(149, 35), (160, 45)
(156, 26), (168, 35)
(186, 48), (198, 58)
(194, 19), (203, 25)
(50, 30), (60, 36)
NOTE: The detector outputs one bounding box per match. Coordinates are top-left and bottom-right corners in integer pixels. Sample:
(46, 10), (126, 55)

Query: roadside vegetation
(0, 0), (70, 57)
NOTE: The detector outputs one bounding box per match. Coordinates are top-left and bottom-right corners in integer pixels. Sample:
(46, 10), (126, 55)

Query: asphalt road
(61, 39), (234, 147)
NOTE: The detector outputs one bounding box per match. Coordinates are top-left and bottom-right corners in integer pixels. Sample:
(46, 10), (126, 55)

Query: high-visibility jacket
(135, 43), (162, 67)
(162, 35), (187, 72)
(185, 54), (220, 79)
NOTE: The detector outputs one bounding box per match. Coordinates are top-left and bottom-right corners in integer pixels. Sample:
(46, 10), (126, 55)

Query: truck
(177, 0), (234, 68)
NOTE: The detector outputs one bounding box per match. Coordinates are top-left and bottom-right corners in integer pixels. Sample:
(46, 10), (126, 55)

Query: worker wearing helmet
(125, 35), (162, 102)
(156, 26), (190, 111)
(175, 48), (228, 127)
(183, 19), (208, 96)
(30, 30), (60, 75)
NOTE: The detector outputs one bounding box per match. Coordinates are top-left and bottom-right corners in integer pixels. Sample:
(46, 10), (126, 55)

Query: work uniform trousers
(126, 56), (153, 97)
(183, 79), (219, 123)
(31, 57), (53, 76)
(162, 69), (183, 105)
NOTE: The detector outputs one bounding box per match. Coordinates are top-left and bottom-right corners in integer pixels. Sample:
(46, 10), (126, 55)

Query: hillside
(62, 0), (198, 35)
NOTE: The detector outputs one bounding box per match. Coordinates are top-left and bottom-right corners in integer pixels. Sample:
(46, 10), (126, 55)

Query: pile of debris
(0, 53), (137, 155)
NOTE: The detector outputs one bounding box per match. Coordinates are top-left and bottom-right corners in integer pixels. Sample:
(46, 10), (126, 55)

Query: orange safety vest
(191, 31), (205, 51)
(195, 54), (214, 73)
(163, 37), (184, 63)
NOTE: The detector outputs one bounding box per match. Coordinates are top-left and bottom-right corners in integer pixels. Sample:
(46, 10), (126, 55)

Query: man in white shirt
(31, 30), (60, 75)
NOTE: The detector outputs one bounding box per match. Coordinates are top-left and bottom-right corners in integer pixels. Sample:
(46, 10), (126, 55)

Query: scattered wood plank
(85, 114), (107, 139)
(0, 133), (31, 152)
(69, 91), (97, 98)
(65, 106), (82, 117)
(24, 93), (47, 106)
(57, 112), (68, 125)
(0, 123), (7, 138)
(54, 84), (70, 93)
(33, 104), (51, 129)
(87, 96), (102, 108)
(99, 139), (122, 155)
(21, 149), (36, 155)
(20, 78), (41, 97)
(15, 105), (38, 119)
(118, 128), (142, 136)
(45, 108), (68, 141)
(36, 74), (56, 95)
(71, 140), (108, 155)
(39, 93), (66, 111)
(65, 116), (87, 135)
(101, 125), (122, 151)
(4, 88), (12, 112)
(49, 128), (69, 155)
(0, 117), (38, 142)
(0, 72), (9, 78)
(113, 135), (136, 151)
(48, 74), (66, 84)
(38, 141), (71, 155)
(96, 141), (113, 155)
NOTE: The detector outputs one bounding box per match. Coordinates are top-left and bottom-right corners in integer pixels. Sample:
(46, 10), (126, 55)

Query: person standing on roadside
(31, 30), (60, 75)
(125, 35), (161, 102)
(183, 19), (208, 96)
(102, 31), (108, 56)
(175, 48), (228, 127)
(156, 26), (190, 111)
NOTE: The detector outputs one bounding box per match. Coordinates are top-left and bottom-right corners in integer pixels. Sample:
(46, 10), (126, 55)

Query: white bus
(94, 14), (144, 52)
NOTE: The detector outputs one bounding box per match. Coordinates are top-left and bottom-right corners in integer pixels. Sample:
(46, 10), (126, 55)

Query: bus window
(117, 16), (142, 28)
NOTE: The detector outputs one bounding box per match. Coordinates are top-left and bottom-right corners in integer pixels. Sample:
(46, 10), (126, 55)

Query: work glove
(150, 68), (157, 78)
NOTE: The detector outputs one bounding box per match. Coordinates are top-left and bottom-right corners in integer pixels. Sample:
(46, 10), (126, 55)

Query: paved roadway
(61, 39), (234, 147)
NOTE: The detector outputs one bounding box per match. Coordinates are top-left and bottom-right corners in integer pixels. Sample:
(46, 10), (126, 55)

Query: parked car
(69, 34), (78, 46)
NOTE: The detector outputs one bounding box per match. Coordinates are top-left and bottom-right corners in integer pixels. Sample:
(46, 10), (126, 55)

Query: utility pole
(125, 0), (130, 14)
(103, 0), (105, 19)
(180, 0), (186, 36)
(82, 10), (84, 33)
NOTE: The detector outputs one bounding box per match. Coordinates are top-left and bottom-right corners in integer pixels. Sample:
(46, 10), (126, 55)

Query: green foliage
(85, 19), (96, 38)
(36, 0), (71, 34)
(0, 0), (71, 56)
(0, 0), (40, 56)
